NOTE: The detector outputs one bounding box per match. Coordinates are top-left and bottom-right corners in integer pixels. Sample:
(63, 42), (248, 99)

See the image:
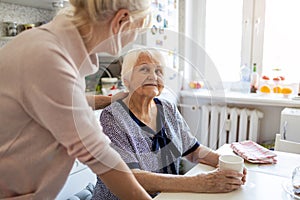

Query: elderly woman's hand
(242, 167), (247, 184)
(193, 169), (245, 193)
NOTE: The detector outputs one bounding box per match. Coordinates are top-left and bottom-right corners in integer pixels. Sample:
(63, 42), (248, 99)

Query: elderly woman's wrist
(189, 174), (210, 193)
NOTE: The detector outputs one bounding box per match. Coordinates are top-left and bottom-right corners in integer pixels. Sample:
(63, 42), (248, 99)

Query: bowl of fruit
(189, 81), (204, 89)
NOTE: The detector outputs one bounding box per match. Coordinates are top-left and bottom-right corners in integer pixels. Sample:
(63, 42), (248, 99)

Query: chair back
(274, 134), (300, 154)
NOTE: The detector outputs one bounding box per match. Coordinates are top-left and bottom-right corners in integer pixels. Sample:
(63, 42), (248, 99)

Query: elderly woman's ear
(111, 9), (131, 34)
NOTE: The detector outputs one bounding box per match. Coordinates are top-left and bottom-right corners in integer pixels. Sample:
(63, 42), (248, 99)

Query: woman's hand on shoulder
(111, 91), (129, 102)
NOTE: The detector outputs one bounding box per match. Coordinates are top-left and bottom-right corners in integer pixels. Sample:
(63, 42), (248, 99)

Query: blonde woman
(93, 49), (246, 199)
(0, 1), (152, 199)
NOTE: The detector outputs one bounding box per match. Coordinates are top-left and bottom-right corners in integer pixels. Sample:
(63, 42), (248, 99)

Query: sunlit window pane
(263, 0), (300, 83)
(205, 0), (243, 82)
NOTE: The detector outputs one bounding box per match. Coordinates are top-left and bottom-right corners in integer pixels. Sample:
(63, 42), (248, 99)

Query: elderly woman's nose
(148, 71), (158, 80)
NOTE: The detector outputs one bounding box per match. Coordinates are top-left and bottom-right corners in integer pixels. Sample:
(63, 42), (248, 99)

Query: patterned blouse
(92, 98), (199, 200)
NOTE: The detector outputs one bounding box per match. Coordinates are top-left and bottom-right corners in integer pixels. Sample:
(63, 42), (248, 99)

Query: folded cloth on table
(230, 140), (277, 164)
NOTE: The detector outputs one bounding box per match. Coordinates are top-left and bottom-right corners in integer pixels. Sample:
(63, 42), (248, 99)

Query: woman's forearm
(99, 162), (151, 200)
(132, 169), (199, 193)
(86, 92), (128, 110)
(86, 95), (111, 110)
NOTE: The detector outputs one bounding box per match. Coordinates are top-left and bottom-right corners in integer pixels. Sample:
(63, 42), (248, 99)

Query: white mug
(219, 155), (244, 173)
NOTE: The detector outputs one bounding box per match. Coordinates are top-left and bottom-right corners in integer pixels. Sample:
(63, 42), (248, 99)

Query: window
(205, 0), (243, 82)
(185, 0), (299, 87)
(262, 0), (300, 82)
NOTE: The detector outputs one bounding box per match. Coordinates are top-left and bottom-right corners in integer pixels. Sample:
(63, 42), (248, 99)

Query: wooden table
(154, 144), (300, 200)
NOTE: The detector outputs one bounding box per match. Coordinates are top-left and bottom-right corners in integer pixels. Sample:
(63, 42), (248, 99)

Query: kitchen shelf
(0, 36), (14, 41)
(1, 0), (69, 11)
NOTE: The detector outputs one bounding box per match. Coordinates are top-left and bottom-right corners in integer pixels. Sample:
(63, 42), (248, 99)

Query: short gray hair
(121, 48), (166, 87)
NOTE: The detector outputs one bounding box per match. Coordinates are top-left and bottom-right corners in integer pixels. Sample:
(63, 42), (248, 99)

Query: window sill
(180, 90), (300, 108)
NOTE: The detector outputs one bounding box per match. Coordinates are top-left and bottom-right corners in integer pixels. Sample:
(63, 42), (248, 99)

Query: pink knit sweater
(0, 15), (122, 199)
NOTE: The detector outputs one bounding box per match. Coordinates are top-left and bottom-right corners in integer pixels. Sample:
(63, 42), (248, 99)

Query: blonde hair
(62, 0), (151, 40)
(121, 48), (166, 87)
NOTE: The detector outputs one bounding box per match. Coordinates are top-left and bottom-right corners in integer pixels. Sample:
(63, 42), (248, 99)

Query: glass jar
(23, 24), (35, 30)
(101, 77), (118, 95)
(4, 22), (18, 36)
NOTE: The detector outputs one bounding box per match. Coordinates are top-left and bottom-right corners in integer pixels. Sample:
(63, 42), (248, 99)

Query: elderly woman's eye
(155, 68), (163, 75)
(140, 66), (149, 72)
(139, 65), (149, 72)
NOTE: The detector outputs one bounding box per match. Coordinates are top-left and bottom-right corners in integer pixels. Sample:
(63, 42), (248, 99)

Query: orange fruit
(273, 86), (282, 93)
(260, 85), (271, 93)
(281, 87), (293, 94)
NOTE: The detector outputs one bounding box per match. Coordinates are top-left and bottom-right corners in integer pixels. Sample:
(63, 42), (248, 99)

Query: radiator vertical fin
(218, 106), (228, 148)
(199, 105), (263, 149)
(228, 108), (238, 144)
(200, 105), (209, 147)
(209, 106), (219, 149)
(238, 109), (248, 141)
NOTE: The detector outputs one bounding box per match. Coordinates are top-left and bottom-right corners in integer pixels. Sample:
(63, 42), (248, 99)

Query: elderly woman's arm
(184, 145), (220, 167)
(132, 168), (243, 193)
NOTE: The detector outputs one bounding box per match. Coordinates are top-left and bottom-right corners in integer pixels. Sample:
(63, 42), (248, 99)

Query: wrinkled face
(126, 52), (165, 98)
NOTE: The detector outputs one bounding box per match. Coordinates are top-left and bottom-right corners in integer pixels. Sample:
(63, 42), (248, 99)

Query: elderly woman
(92, 49), (246, 199)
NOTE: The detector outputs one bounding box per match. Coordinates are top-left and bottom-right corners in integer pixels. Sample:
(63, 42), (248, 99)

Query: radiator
(178, 104), (263, 149)
(179, 104), (264, 150)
